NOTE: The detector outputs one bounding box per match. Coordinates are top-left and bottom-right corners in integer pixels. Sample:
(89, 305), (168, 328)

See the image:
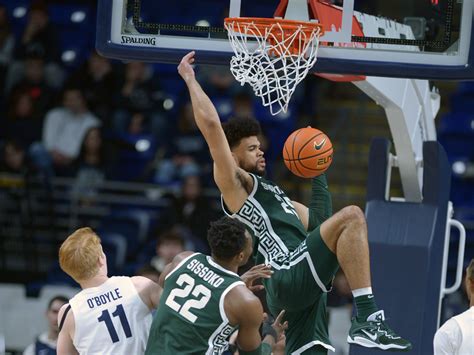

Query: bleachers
(0, 172), (218, 284)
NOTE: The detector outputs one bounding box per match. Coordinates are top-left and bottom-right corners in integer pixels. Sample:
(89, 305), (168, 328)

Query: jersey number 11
(98, 304), (132, 343)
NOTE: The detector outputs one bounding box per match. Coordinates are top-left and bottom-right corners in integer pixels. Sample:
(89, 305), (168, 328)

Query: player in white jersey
(434, 258), (474, 355)
(56, 227), (162, 355)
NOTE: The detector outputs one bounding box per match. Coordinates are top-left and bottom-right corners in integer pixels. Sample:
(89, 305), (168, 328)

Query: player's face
(233, 136), (265, 176)
(239, 231), (254, 266)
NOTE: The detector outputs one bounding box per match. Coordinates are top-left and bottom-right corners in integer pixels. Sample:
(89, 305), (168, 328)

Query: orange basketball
(283, 127), (333, 178)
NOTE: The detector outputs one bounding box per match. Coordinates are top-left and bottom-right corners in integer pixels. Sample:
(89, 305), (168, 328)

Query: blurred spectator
(135, 265), (161, 284)
(76, 127), (106, 172)
(0, 140), (28, 174)
(71, 127), (108, 203)
(31, 87), (100, 175)
(5, 90), (43, 147)
(113, 61), (167, 139)
(68, 51), (117, 123)
(23, 295), (68, 355)
(232, 91), (256, 120)
(76, 127), (108, 178)
(5, 2), (64, 93)
(16, 1), (59, 62)
(111, 110), (158, 182)
(7, 54), (55, 120)
(160, 175), (218, 249)
(128, 110), (147, 135)
(198, 65), (239, 97)
(154, 101), (210, 185)
(150, 227), (186, 273)
(0, 5), (14, 93)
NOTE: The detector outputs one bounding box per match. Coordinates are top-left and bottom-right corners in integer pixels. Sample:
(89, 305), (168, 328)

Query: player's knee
(341, 205), (365, 225)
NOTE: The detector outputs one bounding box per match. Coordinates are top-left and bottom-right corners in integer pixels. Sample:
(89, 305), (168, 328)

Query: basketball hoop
(224, 17), (324, 115)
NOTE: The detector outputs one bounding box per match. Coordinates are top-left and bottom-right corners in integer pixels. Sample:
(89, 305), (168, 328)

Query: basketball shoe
(347, 310), (412, 351)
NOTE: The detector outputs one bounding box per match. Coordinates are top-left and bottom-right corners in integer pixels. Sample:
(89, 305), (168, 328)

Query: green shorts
(265, 226), (339, 354)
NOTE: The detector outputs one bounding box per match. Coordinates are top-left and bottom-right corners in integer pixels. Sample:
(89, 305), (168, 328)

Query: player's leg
(307, 175), (371, 296)
(313, 207), (412, 351)
(319, 206), (372, 303)
(306, 177), (384, 327)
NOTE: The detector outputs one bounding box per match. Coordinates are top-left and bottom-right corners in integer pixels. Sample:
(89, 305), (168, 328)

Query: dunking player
(145, 216), (287, 354)
(56, 227), (161, 355)
(178, 51), (412, 354)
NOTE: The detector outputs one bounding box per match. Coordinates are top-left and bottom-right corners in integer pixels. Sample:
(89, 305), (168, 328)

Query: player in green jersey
(177, 51), (412, 354)
(145, 216), (287, 354)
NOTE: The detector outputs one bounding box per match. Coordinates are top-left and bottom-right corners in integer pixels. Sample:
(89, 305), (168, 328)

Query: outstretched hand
(272, 310), (288, 338)
(263, 310), (288, 343)
(240, 264), (273, 292)
(178, 51), (196, 83)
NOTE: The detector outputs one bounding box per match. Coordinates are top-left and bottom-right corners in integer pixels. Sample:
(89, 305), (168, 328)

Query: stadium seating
(100, 232), (128, 273)
(98, 213), (149, 259)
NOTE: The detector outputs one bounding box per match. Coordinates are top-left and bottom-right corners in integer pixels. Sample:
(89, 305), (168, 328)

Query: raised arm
(178, 52), (251, 210)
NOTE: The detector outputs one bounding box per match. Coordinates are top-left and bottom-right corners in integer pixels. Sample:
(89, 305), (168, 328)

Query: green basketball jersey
(145, 253), (244, 355)
(222, 173), (308, 266)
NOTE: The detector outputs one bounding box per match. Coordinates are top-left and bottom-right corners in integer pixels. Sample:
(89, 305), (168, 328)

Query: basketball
(283, 127), (333, 178)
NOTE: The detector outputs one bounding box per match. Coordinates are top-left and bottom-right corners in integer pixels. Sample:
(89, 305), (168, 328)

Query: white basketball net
(225, 19), (322, 116)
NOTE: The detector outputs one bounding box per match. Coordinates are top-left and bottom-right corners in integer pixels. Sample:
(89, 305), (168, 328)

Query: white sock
(352, 287), (373, 298)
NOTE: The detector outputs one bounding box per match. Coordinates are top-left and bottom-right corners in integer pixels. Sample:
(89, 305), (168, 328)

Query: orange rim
(225, 17), (323, 55)
(224, 17), (324, 37)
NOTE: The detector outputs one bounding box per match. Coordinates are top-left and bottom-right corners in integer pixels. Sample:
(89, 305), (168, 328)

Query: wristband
(261, 320), (278, 341)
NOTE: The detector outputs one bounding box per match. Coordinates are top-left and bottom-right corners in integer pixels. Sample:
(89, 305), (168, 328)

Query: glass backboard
(96, 0), (474, 80)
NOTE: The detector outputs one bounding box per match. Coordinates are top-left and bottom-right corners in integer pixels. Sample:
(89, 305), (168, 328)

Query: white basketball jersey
(453, 306), (474, 355)
(69, 276), (152, 355)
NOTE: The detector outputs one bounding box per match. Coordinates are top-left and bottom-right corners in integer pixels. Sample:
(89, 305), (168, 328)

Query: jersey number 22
(165, 273), (211, 323)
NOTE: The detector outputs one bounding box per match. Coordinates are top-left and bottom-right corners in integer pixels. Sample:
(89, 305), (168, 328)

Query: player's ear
(98, 249), (106, 267)
(238, 251), (245, 263)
